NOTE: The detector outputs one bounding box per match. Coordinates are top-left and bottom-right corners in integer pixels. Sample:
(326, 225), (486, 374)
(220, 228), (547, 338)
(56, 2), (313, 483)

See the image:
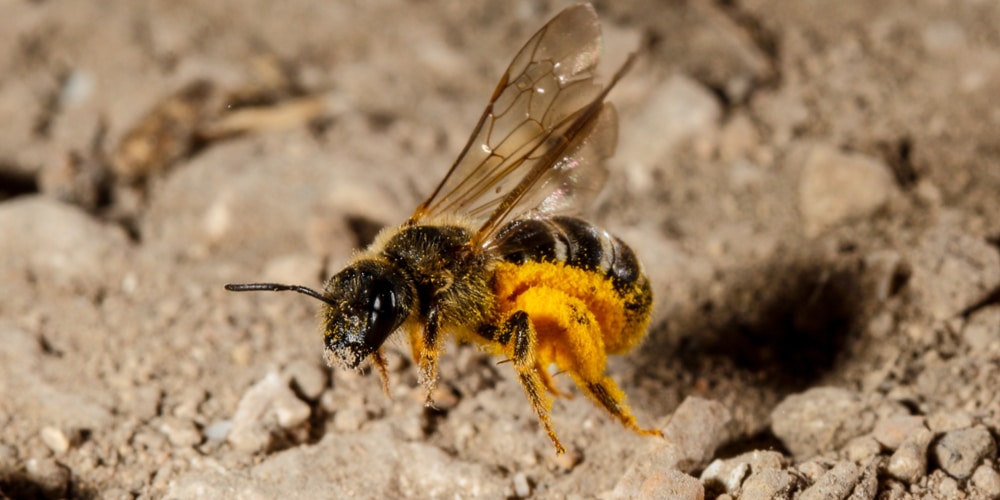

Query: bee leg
(500, 311), (565, 454)
(537, 362), (571, 398)
(371, 348), (391, 398)
(577, 375), (663, 438)
(417, 305), (443, 404)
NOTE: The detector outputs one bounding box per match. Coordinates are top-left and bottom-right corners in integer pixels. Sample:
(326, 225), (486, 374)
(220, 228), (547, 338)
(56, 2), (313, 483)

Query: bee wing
(475, 100), (621, 251)
(409, 4), (624, 242)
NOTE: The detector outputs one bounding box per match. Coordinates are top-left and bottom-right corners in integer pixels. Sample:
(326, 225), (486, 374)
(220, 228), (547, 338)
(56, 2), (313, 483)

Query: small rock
(798, 461), (859, 500)
(963, 307), (1000, 354)
(796, 460), (828, 482)
(797, 144), (897, 236)
(739, 468), (798, 500)
(284, 359), (329, 401)
(0, 444), (17, 469)
(971, 464), (1000, 498)
(203, 420), (232, 441)
(934, 426), (997, 479)
(842, 436), (881, 463)
(612, 397), (732, 497)
(873, 415), (927, 450)
(333, 407), (368, 433)
(552, 444), (583, 471)
(848, 459), (879, 500)
(638, 469), (705, 500)
(272, 387), (312, 429)
(228, 372), (312, 453)
(427, 384), (461, 411)
(886, 428), (933, 483)
(157, 417), (202, 447)
(863, 250), (908, 302)
(719, 113), (760, 163)
(25, 458), (70, 498)
(700, 451), (783, 494)
(910, 221), (1000, 321)
(701, 459), (750, 494)
(512, 472), (531, 498)
(40, 426), (71, 454)
(937, 475), (961, 497)
(771, 387), (879, 460)
(927, 410), (975, 433)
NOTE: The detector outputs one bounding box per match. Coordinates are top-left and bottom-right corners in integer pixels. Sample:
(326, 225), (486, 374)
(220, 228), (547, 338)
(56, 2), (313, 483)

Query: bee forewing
(526, 104), (617, 219)
(410, 4), (607, 225)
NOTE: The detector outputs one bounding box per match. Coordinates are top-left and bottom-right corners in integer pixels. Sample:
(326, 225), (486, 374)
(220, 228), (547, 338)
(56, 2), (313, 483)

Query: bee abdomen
(494, 216), (644, 291)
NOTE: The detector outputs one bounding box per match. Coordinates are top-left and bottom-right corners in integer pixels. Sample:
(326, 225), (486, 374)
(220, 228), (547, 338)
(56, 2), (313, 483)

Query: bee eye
(365, 280), (400, 352)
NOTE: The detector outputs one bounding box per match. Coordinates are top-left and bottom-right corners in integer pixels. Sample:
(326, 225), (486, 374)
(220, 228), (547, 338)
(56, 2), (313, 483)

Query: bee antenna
(225, 283), (337, 307)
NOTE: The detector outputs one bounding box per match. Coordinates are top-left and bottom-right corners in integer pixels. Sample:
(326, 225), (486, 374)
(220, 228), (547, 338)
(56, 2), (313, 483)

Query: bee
(226, 3), (661, 454)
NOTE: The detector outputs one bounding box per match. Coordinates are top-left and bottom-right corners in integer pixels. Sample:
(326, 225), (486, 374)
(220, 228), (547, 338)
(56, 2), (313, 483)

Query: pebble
(0, 444), (17, 469)
(863, 252), (909, 307)
(842, 435), (881, 463)
(886, 427), (933, 483)
(638, 469), (704, 500)
(332, 407), (368, 432)
(937, 475), (961, 497)
(849, 459), (879, 499)
(40, 426), (71, 454)
(972, 464), (1000, 498)
(739, 468), (797, 500)
(512, 472), (531, 498)
(228, 372), (312, 453)
(797, 144), (897, 236)
(910, 222), (1000, 321)
(927, 410), (975, 433)
(552, 444), (583, 471)
(934, 426), (997, 479)
(771, 387), (876, 460)
(796, 460), (828, 482)
(963, 306), (1000, 354)
(798, 461), (859, 500)
(701, 451), (783, 494)
(719, 113), (760, 163)
(25, 457), (70, 498)
(202, 420), (232, 441)
(284, 359), (329, 401)
(612, 397), (732, 498)
(873, 415), (927, 450)
(157, 417), (203, 447)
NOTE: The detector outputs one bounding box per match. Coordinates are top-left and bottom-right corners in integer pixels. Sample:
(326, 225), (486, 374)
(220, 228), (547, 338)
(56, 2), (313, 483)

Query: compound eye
(365, 280), (399, 352)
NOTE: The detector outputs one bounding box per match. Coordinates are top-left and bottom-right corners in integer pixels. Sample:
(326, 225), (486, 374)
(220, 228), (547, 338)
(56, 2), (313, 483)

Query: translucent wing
(474, 99), (622, 250)
(409, 4), (625, 242)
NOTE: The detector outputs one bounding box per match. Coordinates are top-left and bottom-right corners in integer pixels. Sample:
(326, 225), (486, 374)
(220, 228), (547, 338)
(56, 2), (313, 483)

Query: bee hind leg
(578, 375), (663, 438)
(498, 311), (565, 454)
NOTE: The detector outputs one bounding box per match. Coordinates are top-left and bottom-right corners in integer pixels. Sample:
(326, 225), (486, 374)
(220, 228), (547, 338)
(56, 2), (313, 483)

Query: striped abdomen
(492, 216), (648, 296)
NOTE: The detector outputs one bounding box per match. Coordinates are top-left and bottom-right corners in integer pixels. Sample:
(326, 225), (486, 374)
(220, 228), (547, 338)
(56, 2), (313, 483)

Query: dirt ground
(2, 0), (999, 498)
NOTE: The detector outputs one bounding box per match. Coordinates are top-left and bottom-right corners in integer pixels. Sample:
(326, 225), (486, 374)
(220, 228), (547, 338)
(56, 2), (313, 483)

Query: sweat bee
(227, 3), (661, 454)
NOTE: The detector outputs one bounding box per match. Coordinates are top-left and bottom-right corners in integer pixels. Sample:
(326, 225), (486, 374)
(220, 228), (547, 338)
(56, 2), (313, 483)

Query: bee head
(224, 258), (413, 370)
(320, 259), (413, 369)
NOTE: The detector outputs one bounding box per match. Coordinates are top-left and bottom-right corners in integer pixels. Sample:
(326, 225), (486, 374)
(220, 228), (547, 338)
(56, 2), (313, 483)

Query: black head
(225, 258), (414, 369)
(319, 259), (414, 368)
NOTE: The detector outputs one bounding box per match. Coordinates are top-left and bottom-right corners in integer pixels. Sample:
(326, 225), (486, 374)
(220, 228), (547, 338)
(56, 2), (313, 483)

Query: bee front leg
(498, 311), (565, 454)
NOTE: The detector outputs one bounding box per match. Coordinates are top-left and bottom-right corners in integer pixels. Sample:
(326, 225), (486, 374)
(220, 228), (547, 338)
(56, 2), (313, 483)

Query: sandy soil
(2, 1), (999, 498)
